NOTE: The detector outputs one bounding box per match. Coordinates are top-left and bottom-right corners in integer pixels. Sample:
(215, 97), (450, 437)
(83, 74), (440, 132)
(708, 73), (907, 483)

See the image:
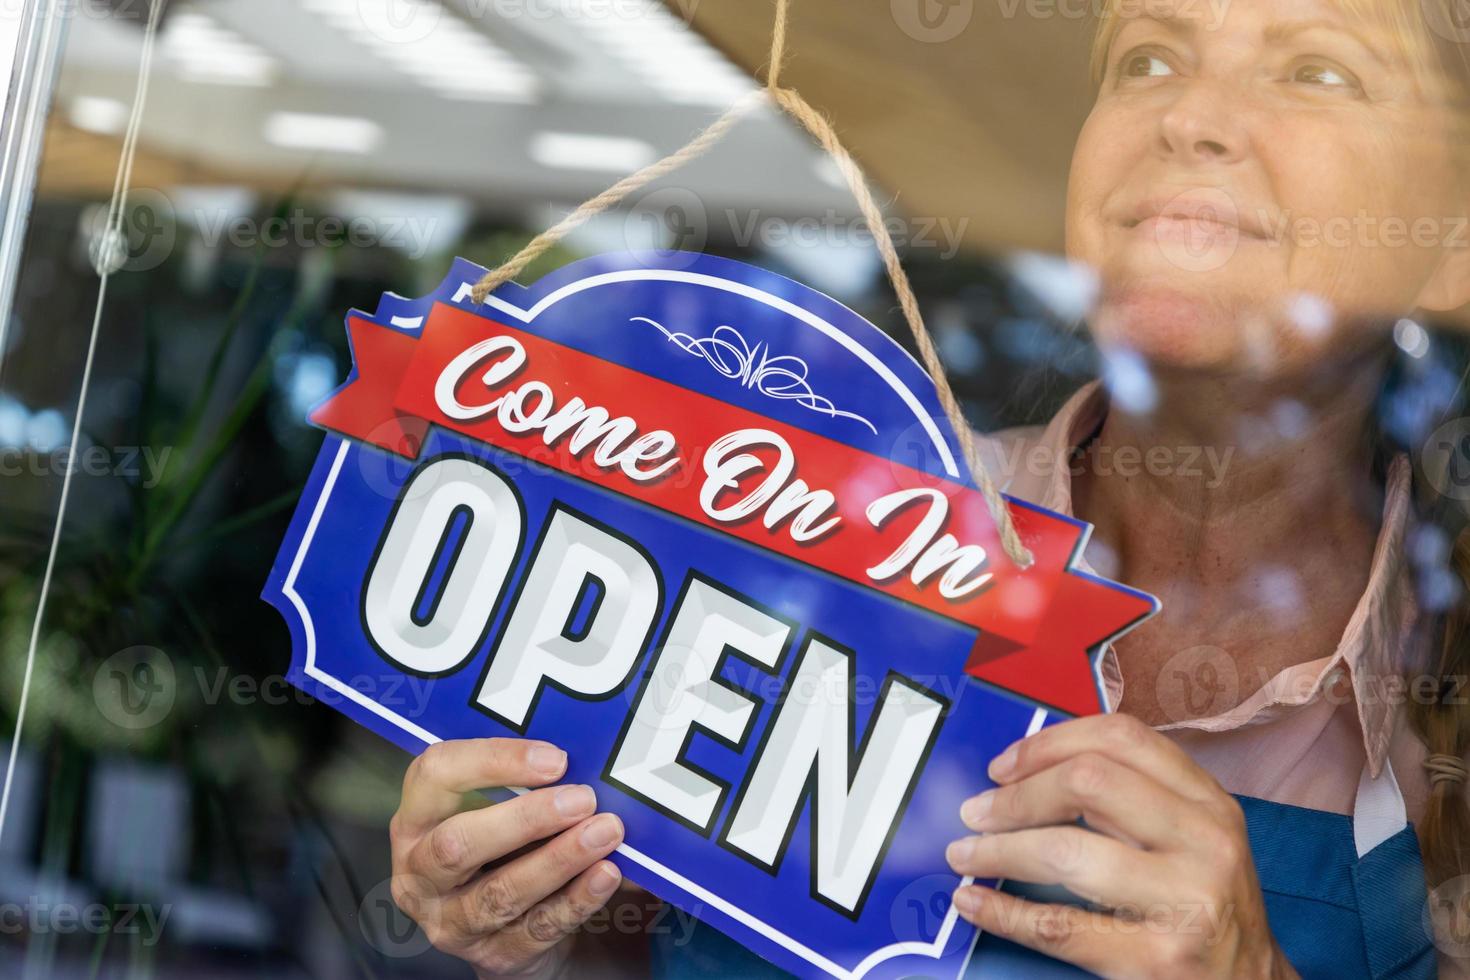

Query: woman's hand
(389, 737), (627, 979)
(946, 714), (1298, 980)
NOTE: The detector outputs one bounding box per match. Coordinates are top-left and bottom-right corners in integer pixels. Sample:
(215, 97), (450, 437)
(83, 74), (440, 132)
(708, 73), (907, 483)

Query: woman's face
(1066, 0), (1470, 372)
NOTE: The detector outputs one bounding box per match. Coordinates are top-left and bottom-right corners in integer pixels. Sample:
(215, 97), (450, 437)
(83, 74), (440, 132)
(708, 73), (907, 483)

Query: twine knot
(1426, 753), (1469, 789)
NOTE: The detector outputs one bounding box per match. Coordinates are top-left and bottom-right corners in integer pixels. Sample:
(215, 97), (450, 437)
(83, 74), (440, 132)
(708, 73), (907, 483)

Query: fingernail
(945, 838), (973, 869)
(988, 744), (1018, 781)
(528, 744), (567, 778)
(581, 814), (622, 850)
(555, 784), (596, 818)
(588, 862), (621, 898)
(953, 886), (983, 915)
(960, 790), (994, 828)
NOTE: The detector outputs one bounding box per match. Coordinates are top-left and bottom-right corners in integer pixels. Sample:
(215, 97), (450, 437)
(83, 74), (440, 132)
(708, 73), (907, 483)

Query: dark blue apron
(649, 794), (1438, 979)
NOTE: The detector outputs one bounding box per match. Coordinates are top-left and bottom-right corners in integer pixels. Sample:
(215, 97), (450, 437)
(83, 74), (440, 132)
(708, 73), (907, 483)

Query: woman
(385, 0), (1470, 975)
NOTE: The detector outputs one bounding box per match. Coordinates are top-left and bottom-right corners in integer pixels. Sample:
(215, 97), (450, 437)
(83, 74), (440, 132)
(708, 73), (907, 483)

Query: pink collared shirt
(982, 381), (1470, 976)
(979, 381), (1434, 823)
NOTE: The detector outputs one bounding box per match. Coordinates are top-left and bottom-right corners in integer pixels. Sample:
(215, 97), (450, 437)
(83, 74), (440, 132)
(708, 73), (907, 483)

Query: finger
(952, 885), (1141, 976)
(946, 827), (1172, 909)
(397, 739), (568, 833)
(961, 752), (1201, 849)
(990, 715), (1220, 804)
(409, 784), (599, 892)
(452, 813), (625, 935)
(483, 861), (624, 972)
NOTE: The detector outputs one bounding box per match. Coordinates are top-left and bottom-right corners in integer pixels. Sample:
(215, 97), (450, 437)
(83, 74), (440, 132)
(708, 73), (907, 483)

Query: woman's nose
(1156, 82), (1248, 166)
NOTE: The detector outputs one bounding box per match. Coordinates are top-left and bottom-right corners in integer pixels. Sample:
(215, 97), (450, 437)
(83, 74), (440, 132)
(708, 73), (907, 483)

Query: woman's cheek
(1274, 206), (1442, 323)
(1064, 105), (1136, 261)
(1269, 123), (1453, 317)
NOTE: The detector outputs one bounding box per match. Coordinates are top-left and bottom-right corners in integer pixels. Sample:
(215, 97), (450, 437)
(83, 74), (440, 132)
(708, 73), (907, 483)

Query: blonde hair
(1085, 0), (1470, 890)
(1089, 0), (1470, 134)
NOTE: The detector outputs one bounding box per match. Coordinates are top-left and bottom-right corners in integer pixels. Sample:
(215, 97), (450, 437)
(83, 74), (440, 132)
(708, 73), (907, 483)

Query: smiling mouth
(1127, 214), (1261, 242)
(1121, 201), (1274, 242)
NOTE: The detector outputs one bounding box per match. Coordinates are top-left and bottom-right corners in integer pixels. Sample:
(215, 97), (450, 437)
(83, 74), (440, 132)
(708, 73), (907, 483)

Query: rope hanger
(472, 0), (1033, 569)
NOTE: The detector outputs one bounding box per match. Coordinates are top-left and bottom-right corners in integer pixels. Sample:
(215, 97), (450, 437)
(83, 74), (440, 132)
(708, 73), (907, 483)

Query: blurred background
(0, 0), (1109, 976)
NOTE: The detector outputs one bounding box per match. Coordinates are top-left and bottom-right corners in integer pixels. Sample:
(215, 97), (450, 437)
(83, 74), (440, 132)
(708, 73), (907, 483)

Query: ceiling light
(302, 0), (537, 103)
(69, 96), (129, 136)
(264, 113), (384, 154)
(562, 0), (752, 106)
(529, 131), (656, 173)
(160, 12), (277, 87)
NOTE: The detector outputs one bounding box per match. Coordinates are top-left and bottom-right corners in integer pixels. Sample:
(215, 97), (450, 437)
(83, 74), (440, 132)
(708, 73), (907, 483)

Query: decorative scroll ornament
(635, 317), (876, 433)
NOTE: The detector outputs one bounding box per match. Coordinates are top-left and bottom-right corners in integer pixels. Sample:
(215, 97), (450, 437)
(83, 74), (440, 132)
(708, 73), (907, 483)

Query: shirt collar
(1002, 380), (1415, 777)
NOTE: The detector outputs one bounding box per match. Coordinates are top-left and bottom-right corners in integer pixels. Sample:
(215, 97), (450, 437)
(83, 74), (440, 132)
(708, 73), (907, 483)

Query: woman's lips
(1119, 191), (1275, 243)
(1108, 192), (1281, 273)
(1131, 214), (1261, 244)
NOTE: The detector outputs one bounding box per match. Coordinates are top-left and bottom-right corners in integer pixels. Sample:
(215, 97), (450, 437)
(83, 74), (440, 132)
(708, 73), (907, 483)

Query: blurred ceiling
(43, 0), (859, 222)
(671, 0), (1101, 258)
(39, 0), (1103, 263)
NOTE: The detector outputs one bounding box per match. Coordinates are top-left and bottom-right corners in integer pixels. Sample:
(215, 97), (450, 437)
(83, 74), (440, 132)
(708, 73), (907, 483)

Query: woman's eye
(1120, 52), (1175, 79)
(1290, 61), (1362, 93)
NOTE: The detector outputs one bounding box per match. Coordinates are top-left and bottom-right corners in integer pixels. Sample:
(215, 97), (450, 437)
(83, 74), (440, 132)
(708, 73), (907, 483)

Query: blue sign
(263, 253), (1156, 979)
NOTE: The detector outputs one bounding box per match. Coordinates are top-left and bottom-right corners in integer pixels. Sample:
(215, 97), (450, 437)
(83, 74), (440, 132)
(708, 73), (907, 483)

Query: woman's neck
(1071, 350), (1388, 723)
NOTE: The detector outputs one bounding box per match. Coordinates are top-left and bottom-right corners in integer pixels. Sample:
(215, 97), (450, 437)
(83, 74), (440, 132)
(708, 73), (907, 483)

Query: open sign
(369, 451), (947, 916)
(264, 254), (1156, 979)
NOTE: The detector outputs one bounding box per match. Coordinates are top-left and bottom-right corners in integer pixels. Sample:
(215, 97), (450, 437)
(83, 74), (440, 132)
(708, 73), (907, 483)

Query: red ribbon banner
(311, 302), (1155, 716)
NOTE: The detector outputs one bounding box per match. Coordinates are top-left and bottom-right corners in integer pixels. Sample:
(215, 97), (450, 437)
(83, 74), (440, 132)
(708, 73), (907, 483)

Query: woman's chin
(1089, 283), (1289, 373)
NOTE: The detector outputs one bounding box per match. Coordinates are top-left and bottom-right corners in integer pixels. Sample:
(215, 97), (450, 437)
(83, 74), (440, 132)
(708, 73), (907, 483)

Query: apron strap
(1351, 758), (1437, 979)
(1354, 757), (1407, 858)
